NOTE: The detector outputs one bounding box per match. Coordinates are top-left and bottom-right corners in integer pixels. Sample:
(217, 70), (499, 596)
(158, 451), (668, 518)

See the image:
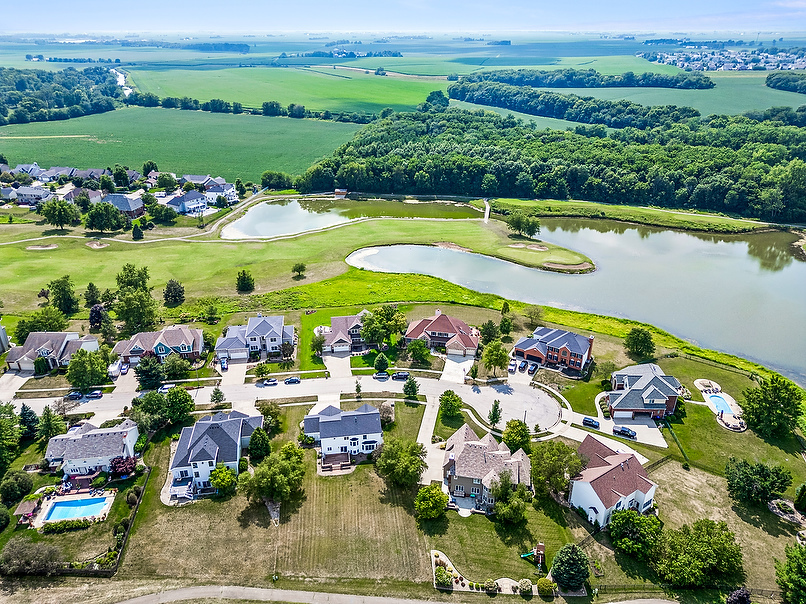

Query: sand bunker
(545, 262), (594, 272)
(509, 243), (549, 251)
(434, 241), (471, 253)
(26, 243), (58, 250)
(86, 240), (109, 249)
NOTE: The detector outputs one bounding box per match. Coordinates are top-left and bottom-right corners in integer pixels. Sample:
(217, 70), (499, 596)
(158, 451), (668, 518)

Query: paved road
(115, 585), (678, 604)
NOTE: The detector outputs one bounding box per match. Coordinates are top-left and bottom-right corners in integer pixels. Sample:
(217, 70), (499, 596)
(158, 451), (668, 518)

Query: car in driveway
(262, 378), (278, 386)
(284, 376), (301, 384)
(613, 425), (637, 439)
(508, 360), (518, 373)
(65, 391), (83, 400)
(86, 390), (103, 399)
(527, 362), (538, 375)
(120, 363), (130, 375)
(220, 357), (228, 371)
(582, 417), (600, 429)
(518, 360), (528, 372)
(373, 372), (390, 380)
(391, 371), (410, 381)
(157, 384), (176, 394)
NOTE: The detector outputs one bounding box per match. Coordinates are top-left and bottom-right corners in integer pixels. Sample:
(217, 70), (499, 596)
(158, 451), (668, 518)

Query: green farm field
(128, 66), (447, 113)
(0, 106), (360, 181)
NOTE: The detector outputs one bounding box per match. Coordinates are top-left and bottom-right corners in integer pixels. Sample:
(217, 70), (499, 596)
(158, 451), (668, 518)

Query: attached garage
(613, 410), (634, 420)
(218, 348), (248, 360)
(331, 344), (350, 353)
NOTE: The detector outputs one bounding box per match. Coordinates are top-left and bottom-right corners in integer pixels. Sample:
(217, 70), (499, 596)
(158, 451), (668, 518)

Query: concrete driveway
(322, 352), (352, 378)
(439, 354), (471, 383)
(569, 411), (668, 448)
(416, 394), (443, 485)
(112, 369), (139, 394)
(0, 370), (32, 406)
(218, 360), (246, 387)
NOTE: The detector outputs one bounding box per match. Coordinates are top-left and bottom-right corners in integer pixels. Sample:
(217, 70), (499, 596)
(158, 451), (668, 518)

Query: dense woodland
(296, 104), (806, 222)
(0, 67), (119, 126)
(766, 71), (806, 95)
(447, 80), (701, 129)
(459, 68), (714, 89)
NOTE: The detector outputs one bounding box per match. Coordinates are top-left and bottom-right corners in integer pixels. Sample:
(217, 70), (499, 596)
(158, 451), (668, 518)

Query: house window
(340, 446), (347, 453)
(472, 478), (481, 484)
(194, 472), (199, 478)
(208, 461), (214, 467)
(179, 470), (189, 478)
(487, 497), (494, 504)
(455, 485), (464, 493)
(270, 338), (276, 342)
(471, 487), (480, 495)
(363, 435), (367, 439)
(192, 462), (197, 468)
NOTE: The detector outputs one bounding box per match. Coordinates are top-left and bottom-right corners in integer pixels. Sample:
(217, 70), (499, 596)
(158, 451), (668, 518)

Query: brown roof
(405, 311), (479, 351)
(574, 435), (655, 509)
(6, 332), (75, 364)
(443, 424), (531, 488)
(13, 499), (40, 516)
(324, 312), (366, 348)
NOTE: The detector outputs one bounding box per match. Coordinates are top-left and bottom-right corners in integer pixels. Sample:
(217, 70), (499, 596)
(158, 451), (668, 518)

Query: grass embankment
(0, 106), (361, 182)
(490, 197), (770, 233)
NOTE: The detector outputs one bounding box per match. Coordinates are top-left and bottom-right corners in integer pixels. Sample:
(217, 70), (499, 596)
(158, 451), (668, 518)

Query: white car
(508, 360), (518, 373)
(157, 384), (176, 394)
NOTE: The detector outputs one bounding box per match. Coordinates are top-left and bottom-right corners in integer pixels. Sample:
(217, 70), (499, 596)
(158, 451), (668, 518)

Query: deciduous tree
(86, 202), (125, 232)
(0, 538), (64, 576)
(209, 463), (237, 496)
(414, 483), (448, 520)
(406, 339), (430, 365)
(374, 438), (427, 488)
(47, 275), (79, 315)
(524, 305), (543, 328)
(310, 333), (325, 355)
(162, 353), (191, 380)
(292, 262), (306, 277)
(163, 387), (194, 425)
(116, 288), (157, 332)
(238, 442), (305, 503)
(14, 306), (67, 345)
(488, 399), (502, 429)
(40, 198), (80, 230)
(66, 349), (107, 393)
(37, 406), (66, 442)
(116, 263), (150, 291)
(482, 339), (509, 376)
(725, 457), (793, 505)
(530, 440), (584, 494)
(502, 419), (531, 454)
(609, 510), (662, 560)
(248, 427), (271, 460)
(624, 327), (655, 359)
(742, 374), (804, 437)
(776, 543), (806, 604)
(439, 390), (463, 418)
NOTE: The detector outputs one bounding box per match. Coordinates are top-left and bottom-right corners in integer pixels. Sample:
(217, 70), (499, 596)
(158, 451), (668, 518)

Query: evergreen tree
(163, 279), (185, 306)
(84, 282), (101, 307)
(18, 404), (38, 441)
(134, 354), (165, 390)
(37, 406), (67, 442)
(132, 222), (143, 240)
(403, 376), (419, 399)
(248, 427), (271, 460)
(551, 544), (590, 590)
(210, 386), (225, 405)
(236, 269), (255, 293)
(88, 303), (107, 329)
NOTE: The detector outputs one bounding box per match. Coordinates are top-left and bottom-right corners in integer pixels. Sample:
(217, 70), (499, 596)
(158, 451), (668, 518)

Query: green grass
(128, 66), (446, 114)
(0, 106), (360, 182)
(492, 197), (768, 233)
(657, 355), (757, 403)
(433, 409), (485, 441)
(560, 380), (604, 416)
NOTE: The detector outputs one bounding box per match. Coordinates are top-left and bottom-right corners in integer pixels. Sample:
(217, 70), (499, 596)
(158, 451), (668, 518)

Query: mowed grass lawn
(128, 66), (446, 114)
(0, 106), (360, 182)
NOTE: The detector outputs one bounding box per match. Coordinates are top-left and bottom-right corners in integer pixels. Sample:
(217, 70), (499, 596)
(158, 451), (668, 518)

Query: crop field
(0, 107), (360, 181)
(128, 66), (447, 113)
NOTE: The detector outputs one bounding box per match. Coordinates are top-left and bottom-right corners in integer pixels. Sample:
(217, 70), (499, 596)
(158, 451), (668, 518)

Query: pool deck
(693, 379), (746, 432)
(32, 492), (115, 529)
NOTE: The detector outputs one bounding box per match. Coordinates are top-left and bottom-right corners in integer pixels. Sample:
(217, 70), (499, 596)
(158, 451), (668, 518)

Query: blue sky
(4, 0), (806, 33)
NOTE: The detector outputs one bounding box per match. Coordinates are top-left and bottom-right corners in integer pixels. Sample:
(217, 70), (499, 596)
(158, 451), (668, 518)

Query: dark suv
(613, 425), (637, 439)
(391, 372), (410, 381)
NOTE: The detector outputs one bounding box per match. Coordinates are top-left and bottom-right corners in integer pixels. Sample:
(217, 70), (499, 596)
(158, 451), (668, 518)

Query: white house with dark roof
(113, 325), (203, 365)
(0, 325), (8, 355)
(303, 404), (383, 457)
(14, 186), (54, 205)
(167, 189), (207, 215)
(315, 309), (371, 353)
(442, 424), (531, 509)
(169, 411), (263, 495)
(606, 363), (682, 419)
(569, 435), (656, 526)
(12, 163), (44, 177)
(39, 167), (76, 182)
(179, 174), (215, 188)
(204, 183), (237, 205)
(6, 332), (98, 372)
(512, 327), (594, 372)
(404, 309), (479, 357)
(45, 419), (139, 476)
(215, 314), (294, 360)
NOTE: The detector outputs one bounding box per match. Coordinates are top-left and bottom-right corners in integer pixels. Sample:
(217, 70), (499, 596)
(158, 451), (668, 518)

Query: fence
(644, 455), (673, 473)
(679, 353), (755, 378)
(595, 584), (781, 599)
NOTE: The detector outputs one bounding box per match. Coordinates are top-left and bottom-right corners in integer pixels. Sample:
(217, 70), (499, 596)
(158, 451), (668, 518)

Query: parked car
(120, 363), (130, 375)
(284, 376), (301, 384)
(582, 417), (600, 429)
(220, 357), (228, 371)
(86, 390), (103, 399)
(613, 425), (637, 439)
(518, 360), (528, 372)
(391, 371), (410, 381)
(65, 391), (83, 400)
(262, 378), (278, 386)
(157, 384), (176, 394)
(373, 372), (390, 380)
(527, 362), (538, 375)
(508, 360), (518, 373)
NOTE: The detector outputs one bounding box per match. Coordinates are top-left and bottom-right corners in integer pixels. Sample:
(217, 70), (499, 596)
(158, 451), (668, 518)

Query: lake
(220, 198), (482, 239)
(347, 219), (806, 386)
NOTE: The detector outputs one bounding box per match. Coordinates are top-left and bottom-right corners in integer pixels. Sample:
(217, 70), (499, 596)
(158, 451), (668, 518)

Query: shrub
(134, 434), (148, 453)
(110, 456), (137, 476)
(94, 551), (117, 567)
(434, 566), (453, 588)
(40, 519), (92, 534)
(0, 472), (34, 505)
(91, 475), (106, 488)
(0, 505), (9, 531)
(485, 579), (498, 592)
(519, 578), (533, 594)
(536, 577), (557, 596)
(239, 457), (248, 473)
(132, 485), (142, 496)
(726, 587), (751, 604)
(126, 491), (138, 507)
(0, 538), (65, 576)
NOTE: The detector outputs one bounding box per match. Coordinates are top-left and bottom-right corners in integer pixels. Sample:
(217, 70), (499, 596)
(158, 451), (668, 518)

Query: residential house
(0, 325), (9, 354)
(316, 310), (371, 353)
(512, 327), (594, 372)
(126, 169), (142, 182)
(606, 363), (682, 419)
(334, 188), (348, 199)
(204, 183), (237, 206)
(215, 314), (294, 360)
(12, 163), (44, 178)
(64, 188), (103, 204)
(112, 325), (204, 365)
(45, 419), (139, 476)
(100, 193), (144, 218)
(6, 332), (98, 372)
(179, 174), (214, 188)
(72, 168), (110, 181)
(568, 435), (656, 526)
(38, 167), (76, 183)
(442, 424), (531, 510)
(14, 186), (53, 205)
(169, 410), (263, 495)
(404, 309), (479, 357)
(167, 190), (207, 215)
(303, 404), (383, 457)
(0, 187), (17, 201)
(0, 164), (10, 174)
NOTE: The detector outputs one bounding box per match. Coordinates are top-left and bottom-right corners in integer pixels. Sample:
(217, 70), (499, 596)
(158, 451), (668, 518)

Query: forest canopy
(458, 68), (714, 90)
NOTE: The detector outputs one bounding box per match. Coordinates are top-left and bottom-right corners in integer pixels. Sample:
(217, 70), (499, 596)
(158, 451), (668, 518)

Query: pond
(220, 198), (482, 239)
(347, 218), (806, 386)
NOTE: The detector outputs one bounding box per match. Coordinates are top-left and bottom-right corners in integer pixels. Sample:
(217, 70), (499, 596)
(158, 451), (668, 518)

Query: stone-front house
(442, 424), (531, 510)
(512, 327), (594, 372)
(316, 310), (371, 353)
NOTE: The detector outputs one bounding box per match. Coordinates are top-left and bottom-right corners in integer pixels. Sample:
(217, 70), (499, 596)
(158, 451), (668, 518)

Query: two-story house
(317, 310), (372, 353)
(6, 332), (98, 372)
(204, 183), (238, 206)
(569, 435), (657, 527)
(45, 419), (139, 476)
(167, 190), (208, 215)
(512, 327), (594, 373)
(303, 404), (383, 459)
(14, 186), (54, 205)
(442, 424), (531, 510)
(215, 314), (295, 360)
(404, 309), (479, 357)
(100, 193), (145, 218)
(113, 325), (204, 365)
(606, 363), (682, 419)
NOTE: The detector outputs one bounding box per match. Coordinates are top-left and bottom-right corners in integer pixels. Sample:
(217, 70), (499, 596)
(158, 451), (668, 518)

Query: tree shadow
(418, 514), (450, 537)
(291, 274), (306, 281)
(493, 517), (534, 549)
(492, 383), (514, 395)
(532, 493), (568, 528)
(378, 483), (416, 514)
(731, 501), (798, 538)
(236, 499), (276, 529)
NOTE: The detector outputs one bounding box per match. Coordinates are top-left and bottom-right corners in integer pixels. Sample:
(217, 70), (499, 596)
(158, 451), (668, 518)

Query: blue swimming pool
(709, 394), (732, 415)
(45, 497), (108, 521)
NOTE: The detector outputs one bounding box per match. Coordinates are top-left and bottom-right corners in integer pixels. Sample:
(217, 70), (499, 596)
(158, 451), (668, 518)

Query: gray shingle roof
(47, 419), (138, 463)
(517, 326), (593, 356)
(170, 411), (263, 470)
(101, 193), (143, 213)
(304, 404), (381, 439)
(609, 363), (681, 411)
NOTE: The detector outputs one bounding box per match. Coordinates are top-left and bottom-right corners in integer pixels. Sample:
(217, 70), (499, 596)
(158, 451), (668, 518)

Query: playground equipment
(520, 542), (545, 566)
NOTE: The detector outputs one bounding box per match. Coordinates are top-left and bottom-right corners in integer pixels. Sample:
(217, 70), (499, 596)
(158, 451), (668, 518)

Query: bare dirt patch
(433, 241), (471, 253)
(86, 240), (109, 249)
(25, 243), (58, 250)
(544, 261), (594, 271)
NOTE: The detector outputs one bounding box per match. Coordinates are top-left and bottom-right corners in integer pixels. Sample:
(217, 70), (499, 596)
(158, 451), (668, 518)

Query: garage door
(230, 350), (248, 360)
(333, 345), (350, 353)
(613, 411), (633, 420)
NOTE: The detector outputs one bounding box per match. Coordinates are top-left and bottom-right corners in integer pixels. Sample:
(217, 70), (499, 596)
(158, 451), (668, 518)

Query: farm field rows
(0, 107), (360, 182)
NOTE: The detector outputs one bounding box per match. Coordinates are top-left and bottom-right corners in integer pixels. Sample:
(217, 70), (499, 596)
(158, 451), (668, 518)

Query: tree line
(766, 71), (806, 95)
(447, 80), (701, 129)
(0, 66), (119, 126)
(295, 104), (806, 222)
(458, 68), (714, 89)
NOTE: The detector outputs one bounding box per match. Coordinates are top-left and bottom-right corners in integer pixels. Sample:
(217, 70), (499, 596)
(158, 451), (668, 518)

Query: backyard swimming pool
(709, 394), (732, 415)
(45, 497), (109, 522)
